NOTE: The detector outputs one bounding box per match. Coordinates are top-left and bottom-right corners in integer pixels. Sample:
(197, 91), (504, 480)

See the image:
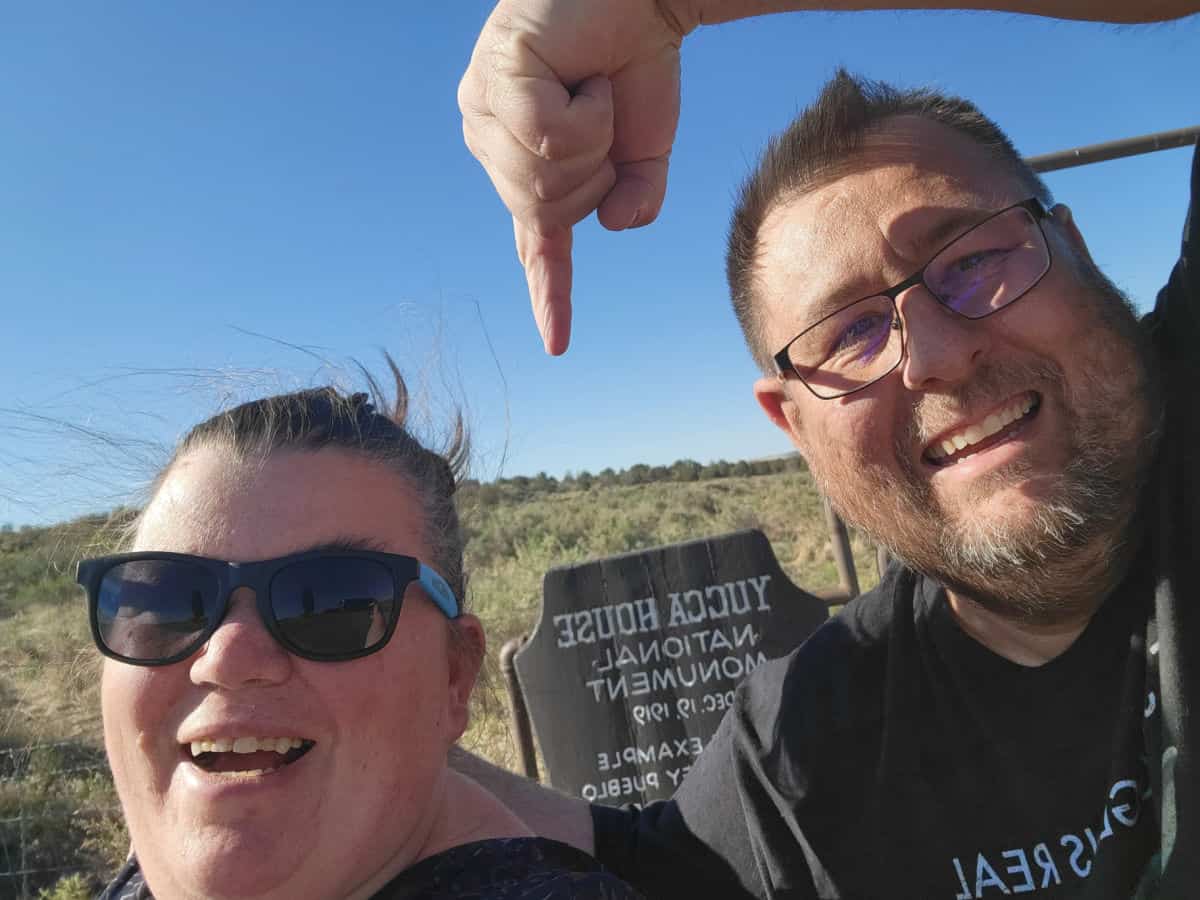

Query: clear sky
(2, 4), (1196, 525)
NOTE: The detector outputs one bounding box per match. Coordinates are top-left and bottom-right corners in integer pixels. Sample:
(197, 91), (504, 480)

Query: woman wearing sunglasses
(81, 365), (641, 900)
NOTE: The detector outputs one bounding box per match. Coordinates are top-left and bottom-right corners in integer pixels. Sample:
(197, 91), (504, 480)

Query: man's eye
(831, 313), (890, 360)
(950, 247), (1007, 273)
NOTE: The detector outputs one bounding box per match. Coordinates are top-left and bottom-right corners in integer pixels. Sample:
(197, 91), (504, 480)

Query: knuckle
(507, 97), (567, 162)
(534, 110), (610, 163)
(535, 126), (572, 163)
(531, 163), (572, 203)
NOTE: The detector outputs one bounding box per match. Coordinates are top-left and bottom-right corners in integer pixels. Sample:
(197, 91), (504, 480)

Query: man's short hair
(726, 69), (1053, 372)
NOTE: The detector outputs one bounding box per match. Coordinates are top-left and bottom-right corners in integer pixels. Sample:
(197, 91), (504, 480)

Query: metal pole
(499, 636), (539, 781)
(823, 497), (860, 600)
(1025, 126), (1199, 173)
(875, 545), (890, 581)
(19, 807), (27, 900)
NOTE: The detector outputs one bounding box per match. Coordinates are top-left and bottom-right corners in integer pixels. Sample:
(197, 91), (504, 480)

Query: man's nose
(895, 284), (991, 392)
(189, 587), (292, 689)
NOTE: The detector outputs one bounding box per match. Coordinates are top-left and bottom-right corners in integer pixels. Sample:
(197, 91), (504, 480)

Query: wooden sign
(513, 529), (829, 806)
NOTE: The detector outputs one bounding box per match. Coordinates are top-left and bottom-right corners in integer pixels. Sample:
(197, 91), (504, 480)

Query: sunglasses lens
(97, 560), (221, 662)
(270, 558), (397, 658)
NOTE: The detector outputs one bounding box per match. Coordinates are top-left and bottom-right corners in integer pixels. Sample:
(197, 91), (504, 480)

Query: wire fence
(0, 741), (117, 900)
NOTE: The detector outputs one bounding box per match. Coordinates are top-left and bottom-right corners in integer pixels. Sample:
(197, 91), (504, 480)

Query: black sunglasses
(78, 549), (459, 667)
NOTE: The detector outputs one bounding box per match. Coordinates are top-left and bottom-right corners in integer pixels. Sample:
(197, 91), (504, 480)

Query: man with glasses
(455, 1), (1198, 896)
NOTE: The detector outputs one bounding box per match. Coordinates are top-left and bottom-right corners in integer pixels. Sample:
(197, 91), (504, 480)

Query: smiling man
(455, 1), (1198, 897)
(744, 101), (1158, 646)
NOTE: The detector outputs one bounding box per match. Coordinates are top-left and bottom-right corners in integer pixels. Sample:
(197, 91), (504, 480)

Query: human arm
(458, 0), (1200, 355)
(448, 746), (596, 853)
(1144, 141), (1200, 350)
(449, 733), (760, 897)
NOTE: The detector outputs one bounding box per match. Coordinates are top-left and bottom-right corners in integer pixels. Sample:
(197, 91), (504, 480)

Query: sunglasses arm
(418, 565), (460, 619)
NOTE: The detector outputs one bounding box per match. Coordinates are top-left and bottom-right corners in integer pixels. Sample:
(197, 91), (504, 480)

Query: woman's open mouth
(924, 392), (1041, 467)
(184, 736), (315, 776)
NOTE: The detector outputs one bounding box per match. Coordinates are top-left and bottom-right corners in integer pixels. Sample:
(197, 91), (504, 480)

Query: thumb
(595, 43), (680, 232)
(598, 156), (671, 231)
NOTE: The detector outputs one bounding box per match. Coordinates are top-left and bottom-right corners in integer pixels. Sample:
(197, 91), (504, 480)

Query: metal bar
(1025, 126), (1199, 173)
(499, 635), (539, 781)
(0, 741), (90, 755)
(822, 497), (860, 600)
(814, 588), (851, 609)
(1, 866), (86, 878)
(0, 764), (106, 784)
(875, 545), (890, 581)
(19, 807), (27, 900)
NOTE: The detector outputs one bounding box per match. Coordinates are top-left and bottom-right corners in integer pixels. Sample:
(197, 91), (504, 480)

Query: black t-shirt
(97, 838), (644, 900)
(593, 143), (1200, 900)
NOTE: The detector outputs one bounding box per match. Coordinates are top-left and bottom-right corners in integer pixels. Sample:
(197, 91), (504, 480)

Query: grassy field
(0, 462), (880, 898)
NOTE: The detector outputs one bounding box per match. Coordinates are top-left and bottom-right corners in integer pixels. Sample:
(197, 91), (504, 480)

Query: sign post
(513, 529), (829, 805)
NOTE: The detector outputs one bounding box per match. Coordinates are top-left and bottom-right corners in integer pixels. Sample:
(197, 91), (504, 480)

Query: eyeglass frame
(77, 548), (461, 667)
(771, 197), (1052, 400)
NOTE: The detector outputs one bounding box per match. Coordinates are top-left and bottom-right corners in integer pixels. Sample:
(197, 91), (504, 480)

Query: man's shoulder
(793, 562), (913, 669)
(738, 565), (919, 738)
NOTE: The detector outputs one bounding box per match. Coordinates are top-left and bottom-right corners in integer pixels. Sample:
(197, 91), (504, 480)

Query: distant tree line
(0, 458), (808, 534)
(458, 454), (806, 507)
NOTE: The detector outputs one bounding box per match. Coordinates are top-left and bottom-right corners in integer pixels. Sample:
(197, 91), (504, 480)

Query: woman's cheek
(101, 663), (177, 799)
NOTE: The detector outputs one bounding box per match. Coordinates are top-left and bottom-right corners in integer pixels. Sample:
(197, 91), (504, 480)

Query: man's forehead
(755, 117), (1024, 339)
(761, 173), (979, 270)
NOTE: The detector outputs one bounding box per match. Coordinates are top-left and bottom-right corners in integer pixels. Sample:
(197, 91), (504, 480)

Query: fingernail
(627, 207), (643, 229)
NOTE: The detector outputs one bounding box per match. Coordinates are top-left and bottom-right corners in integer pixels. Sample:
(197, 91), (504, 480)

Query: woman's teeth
(927, 394), (1037, 462)
(186, 736), (313, 775)
(189, 736), (304, 756)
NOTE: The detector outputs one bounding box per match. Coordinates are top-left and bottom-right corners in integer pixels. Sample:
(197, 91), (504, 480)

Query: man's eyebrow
(802, 285), (876, 328)
(905, 207), (993, 261)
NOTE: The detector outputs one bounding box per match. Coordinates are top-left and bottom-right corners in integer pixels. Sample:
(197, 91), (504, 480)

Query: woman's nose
(189, 587), (292, 689)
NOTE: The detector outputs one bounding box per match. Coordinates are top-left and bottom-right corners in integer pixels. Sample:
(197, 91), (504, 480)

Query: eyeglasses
(77, 549), (460, 667)
(772, 198), (1052, 399)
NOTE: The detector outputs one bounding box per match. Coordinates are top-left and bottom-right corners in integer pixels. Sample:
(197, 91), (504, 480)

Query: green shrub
(38, 873), (93, 900)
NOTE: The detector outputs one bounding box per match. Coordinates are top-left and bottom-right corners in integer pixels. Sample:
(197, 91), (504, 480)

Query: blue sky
(1, 4), (1196, 525)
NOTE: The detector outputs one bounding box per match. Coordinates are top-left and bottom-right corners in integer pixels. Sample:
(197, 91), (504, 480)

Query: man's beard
(812, 274), (1162, 625)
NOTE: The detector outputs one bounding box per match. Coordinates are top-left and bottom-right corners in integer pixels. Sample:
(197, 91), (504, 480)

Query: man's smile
(923, 391), (1042, 467)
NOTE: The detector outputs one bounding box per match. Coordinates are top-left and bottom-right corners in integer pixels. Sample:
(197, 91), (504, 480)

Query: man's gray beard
(815, 276), (1161, 626)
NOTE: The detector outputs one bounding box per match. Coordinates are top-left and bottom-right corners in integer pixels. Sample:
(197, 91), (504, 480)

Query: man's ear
(445, 614), (485, 744)
(754, 376), (806, 451)
(1050, 203), (1097, 269)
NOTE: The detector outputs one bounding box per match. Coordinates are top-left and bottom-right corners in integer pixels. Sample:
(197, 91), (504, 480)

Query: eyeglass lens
(96, 557), (398, 662)
(924, 206), (1048, 318)
(785, 205), (1048, 398)
(270, 557), (396, 656)
(97, 560), (221, 661)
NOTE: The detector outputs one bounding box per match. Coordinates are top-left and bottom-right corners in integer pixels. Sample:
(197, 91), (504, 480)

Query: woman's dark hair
(127, 355), (471, 613)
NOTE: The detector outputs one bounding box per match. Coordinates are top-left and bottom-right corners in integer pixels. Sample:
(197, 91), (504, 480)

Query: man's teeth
(928, 396), (1036, 460)
(189, 736), (305, 757)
